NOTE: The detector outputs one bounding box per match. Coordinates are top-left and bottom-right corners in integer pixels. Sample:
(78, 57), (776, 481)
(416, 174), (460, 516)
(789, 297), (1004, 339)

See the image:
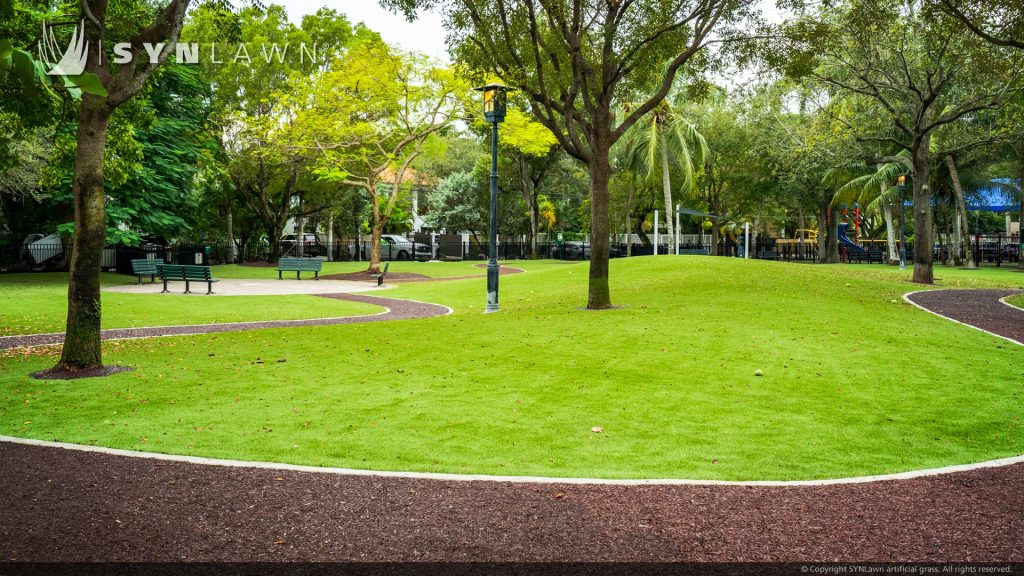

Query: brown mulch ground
(321, 264), (524, 283)
(0, 441), (1021, 562)
(31, 365), (134, 380)
(907, 289), (1024, 345)
(0, 293), (448, 351)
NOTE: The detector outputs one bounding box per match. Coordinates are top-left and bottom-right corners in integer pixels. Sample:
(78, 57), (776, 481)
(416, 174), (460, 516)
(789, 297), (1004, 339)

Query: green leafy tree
(385, 0), (757, 309)
(786, 0), (1023, 282)
(294, 35), (465, 274)
(621, 99), (708, 251)
(424, 170), (486, 245)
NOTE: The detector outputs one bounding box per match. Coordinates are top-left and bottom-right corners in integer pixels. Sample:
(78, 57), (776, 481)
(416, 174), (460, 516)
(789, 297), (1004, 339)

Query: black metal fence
(1, 233), (1019, 274)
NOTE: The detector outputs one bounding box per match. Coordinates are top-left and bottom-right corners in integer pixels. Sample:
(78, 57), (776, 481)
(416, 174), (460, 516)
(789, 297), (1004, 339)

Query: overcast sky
(273, 1), (450, 61)
(269, 1), (784, 77)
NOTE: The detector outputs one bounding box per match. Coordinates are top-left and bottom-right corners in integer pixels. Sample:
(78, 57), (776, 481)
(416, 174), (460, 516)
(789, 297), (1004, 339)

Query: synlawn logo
(37, 19), (318, 75)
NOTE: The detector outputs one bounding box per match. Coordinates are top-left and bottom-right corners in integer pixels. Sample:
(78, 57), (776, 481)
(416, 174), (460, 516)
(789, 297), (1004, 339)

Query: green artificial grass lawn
(1, 258), (1022, 480)
(0, 273), (381, 335)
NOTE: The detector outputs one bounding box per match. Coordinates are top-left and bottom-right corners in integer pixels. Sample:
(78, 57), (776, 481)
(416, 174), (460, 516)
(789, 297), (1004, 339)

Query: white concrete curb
(999, 294), (1024, 313)
(902, 290), (1023, 347)
(1, 435), (1020, 487)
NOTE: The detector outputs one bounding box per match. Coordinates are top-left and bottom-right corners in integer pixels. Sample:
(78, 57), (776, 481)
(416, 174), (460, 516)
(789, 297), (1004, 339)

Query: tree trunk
(821, 205), (840, 263)
(327, 212), (334, 261)
(587, 139), (612, 309)
(911, 146), (934, 284)
(529, 192), (540, 260)
(226, 205), (235, 264)
(56, 97), (111, 371)
(883, 201), (898, 265)
(711, 221), (720, 256)
(625, 181), (633, 257)
(369, 220), (383, 274)
(945, 155), (974, 269)
(659, 133), (674, 254)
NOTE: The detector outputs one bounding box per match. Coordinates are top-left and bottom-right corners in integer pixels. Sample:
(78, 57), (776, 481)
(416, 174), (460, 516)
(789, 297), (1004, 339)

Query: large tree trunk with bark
(911, 145), (934, 283)
(587, 138), (612, 309)
(945, 155), (975, 269)
(57, 98), (112, 371)
(820, 204), (840, 263)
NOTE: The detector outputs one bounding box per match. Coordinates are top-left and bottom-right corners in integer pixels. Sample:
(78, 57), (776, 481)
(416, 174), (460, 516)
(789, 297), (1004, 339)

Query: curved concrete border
(1, 434), (1019, 487)
(0, 293), (452, 350)
(903, 289), (1024, 347)
(1000, 294), (1024, 312)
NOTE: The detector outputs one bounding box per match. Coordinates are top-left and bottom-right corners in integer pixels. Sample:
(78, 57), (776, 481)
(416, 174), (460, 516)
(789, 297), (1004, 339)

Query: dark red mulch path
(321, 264), (524, 283)
(906, 289), (1024, 345)
(0, 441), (1021, 562)
(0, 293), (448, 351)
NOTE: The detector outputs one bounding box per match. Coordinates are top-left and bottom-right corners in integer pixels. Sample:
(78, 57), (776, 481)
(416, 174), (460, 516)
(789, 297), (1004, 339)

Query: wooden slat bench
(131, 258), (163, 284)
(160, 264), (220, 294)
(276, 257), (323, 280)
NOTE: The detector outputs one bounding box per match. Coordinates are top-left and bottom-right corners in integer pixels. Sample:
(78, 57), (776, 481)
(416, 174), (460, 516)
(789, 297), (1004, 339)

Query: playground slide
(837, 223), (867, 254)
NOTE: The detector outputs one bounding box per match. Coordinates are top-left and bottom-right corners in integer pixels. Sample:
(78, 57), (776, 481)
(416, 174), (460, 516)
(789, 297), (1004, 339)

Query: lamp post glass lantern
(897, 175), (907, 270)
(475, 83), (508, 313)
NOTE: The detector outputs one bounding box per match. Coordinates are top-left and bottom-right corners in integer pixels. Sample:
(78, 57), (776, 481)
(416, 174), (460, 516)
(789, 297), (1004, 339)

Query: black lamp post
(897, 175), (908, 270)
(475, 83), (508, 313)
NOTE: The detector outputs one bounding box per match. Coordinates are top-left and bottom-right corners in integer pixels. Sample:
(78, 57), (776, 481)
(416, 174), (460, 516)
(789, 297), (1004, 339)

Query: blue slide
(838, 223), (867, 254)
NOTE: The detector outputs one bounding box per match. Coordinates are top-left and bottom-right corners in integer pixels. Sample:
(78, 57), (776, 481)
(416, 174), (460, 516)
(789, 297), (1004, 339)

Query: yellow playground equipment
(777, 228), (818, 246)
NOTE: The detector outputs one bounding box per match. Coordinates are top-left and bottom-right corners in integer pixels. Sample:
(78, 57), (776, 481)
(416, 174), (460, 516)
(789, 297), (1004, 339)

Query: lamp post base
(485, 259), (500, 313)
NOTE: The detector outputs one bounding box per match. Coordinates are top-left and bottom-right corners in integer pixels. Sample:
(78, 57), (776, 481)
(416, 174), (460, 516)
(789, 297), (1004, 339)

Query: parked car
(549, 241), (623, 260)
(280, 233), (326, 257)
(24, 233), (63, 266)
(379, 234), (417, 260)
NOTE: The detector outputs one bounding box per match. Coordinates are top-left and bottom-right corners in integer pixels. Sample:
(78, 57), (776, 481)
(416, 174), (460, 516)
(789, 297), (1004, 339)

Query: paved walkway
(905, 289), (1024, 345)
(0, 441), (1020, 562)
(0, 293), (450, 350)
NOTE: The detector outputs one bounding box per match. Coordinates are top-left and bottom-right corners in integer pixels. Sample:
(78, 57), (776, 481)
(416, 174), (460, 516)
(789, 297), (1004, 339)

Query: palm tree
(620, 100), (709, 254)
(827, 152), (912, 265)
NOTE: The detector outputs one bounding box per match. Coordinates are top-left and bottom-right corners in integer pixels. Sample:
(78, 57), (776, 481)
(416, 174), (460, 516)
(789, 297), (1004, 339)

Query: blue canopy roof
(967, 179), (1020, 212)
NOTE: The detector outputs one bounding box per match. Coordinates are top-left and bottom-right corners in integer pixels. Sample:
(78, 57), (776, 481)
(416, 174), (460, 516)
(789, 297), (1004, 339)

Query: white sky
(271, 1), (783, 62)
(273, 0), (450, 61)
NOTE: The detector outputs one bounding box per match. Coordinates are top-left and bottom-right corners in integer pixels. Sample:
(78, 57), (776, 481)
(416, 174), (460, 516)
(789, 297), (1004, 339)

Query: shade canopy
(676, 206), (725, 219)
(967, 180), (1021, 212)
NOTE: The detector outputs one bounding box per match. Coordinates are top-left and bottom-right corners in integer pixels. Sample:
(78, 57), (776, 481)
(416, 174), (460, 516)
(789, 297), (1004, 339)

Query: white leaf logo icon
(39, 20), (89, 76)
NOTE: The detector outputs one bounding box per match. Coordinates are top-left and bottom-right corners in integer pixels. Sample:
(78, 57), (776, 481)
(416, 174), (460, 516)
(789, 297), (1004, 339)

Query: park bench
(276, 257), (323, 280)
(131, 258), (163, 284)
(760, 251), (778, 260)
(847, 249), (885, 264)
(371, 262), (389, 286)
(679, 248), (709, 255)
(160, 264), (219, 294)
